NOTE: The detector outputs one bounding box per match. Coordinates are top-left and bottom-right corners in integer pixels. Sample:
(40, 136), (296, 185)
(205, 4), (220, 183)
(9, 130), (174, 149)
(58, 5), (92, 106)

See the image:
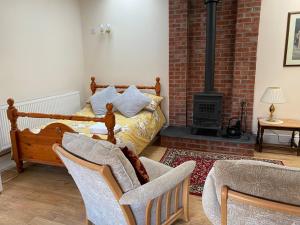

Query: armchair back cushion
(214, 160), (300, 205)
(202, 160), (300, 225)
(56, 150), (128, 225)
(62, 132), (141, 192)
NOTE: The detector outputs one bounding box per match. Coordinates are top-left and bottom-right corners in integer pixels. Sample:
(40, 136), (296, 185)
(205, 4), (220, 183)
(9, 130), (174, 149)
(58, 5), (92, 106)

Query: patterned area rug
(160, 148), (284, 196)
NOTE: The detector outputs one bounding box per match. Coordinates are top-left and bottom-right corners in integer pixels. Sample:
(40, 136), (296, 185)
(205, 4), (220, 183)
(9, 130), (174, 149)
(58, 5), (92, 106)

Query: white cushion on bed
(90, 86), (119, 115)
(112, 85), (151, 118)
(89, 123), (122, 135)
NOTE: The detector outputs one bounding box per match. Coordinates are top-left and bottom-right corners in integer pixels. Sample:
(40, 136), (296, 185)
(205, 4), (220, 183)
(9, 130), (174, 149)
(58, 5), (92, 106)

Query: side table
(256, 118), (300, 156)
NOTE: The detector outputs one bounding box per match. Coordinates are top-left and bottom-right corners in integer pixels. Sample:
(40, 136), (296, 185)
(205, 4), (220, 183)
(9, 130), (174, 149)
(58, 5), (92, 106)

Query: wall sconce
(106, 24), (111, 34)
(91, 24), (112, 35)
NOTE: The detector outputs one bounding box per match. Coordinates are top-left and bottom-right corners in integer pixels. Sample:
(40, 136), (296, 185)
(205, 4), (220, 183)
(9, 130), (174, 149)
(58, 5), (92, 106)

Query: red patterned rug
(160, 148), (284, 196)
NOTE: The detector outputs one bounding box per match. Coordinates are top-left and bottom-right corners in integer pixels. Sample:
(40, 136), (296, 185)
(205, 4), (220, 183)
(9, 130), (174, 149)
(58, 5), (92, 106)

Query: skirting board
(0, 153), (15, 173)
(0, 148), (10, 157)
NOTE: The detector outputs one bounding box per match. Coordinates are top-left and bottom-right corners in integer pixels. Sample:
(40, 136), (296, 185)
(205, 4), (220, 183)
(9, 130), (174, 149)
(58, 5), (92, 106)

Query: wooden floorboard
(0, 146), (300, 225)
(0, 153), (15, 172)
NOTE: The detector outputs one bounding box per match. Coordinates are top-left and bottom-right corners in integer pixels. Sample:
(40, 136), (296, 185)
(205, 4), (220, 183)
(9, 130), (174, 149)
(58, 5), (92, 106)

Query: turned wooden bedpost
(105, 103), (116, 144)
(91, 76), (97, 95)
(155, 77), (161, 96)
(7, 98), (23, 173)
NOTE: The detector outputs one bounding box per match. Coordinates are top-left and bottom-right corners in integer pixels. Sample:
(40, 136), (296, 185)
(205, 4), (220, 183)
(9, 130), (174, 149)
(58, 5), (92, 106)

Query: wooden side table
(256, 118), (300, 156)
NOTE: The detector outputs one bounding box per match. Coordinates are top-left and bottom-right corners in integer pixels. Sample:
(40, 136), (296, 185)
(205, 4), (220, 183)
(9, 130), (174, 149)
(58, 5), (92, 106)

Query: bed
(7, 77), (165, 173)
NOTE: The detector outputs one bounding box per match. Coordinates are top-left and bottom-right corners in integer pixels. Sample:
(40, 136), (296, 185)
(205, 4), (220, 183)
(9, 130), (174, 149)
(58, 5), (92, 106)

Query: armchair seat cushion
(120, 160), (196, 205)
(62, 132), (141, 192)
(139, 157), (173, 180)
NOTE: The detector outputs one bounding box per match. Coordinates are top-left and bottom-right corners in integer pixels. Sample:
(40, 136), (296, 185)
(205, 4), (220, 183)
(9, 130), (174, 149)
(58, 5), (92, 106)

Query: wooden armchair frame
(53, 144), (190, 225)
(145, 177), (190, 225)
(7, 76), (161, 173)
(221, 186), (300, 225)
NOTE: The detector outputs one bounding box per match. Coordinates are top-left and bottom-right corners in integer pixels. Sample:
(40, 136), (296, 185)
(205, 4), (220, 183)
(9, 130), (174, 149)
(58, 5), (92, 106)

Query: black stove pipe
(204, 0), (219, 92)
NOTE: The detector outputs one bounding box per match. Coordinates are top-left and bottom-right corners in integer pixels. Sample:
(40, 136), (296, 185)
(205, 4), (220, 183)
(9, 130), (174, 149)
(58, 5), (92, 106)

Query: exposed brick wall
(169, 0), (261, 132)
(169, 0), (189, 126)
(161, 136), (255, 156)
(231, 0), (262, 131)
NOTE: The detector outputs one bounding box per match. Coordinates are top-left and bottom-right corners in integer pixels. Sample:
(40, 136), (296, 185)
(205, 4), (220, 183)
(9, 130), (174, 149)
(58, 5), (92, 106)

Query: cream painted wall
(79, 0), (169, 119)
(253, 0), (300, 142)
(0, 0), (85, 105)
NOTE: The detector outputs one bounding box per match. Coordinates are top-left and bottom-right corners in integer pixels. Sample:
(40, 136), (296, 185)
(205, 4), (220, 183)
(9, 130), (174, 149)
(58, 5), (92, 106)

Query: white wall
(79, 0), (169, 118)
(0, 0), (85, 105)
(253, 0), (300, 142)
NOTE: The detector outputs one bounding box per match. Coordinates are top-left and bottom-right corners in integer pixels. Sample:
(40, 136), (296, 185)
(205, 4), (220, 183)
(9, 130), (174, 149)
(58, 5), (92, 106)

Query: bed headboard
(90, 76), (161, 96)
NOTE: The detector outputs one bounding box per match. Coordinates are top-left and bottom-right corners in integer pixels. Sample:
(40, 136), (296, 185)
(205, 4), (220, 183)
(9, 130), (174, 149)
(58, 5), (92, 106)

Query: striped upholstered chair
(53, 133), (195, 225)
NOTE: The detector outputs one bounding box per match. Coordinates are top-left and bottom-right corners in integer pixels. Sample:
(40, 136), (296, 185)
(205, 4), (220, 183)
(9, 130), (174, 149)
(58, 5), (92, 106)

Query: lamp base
(261, 118), (283, 125)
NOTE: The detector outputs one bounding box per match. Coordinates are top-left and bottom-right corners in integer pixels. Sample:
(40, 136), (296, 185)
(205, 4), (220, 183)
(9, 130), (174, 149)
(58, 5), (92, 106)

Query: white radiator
(0, 91), (81, 152)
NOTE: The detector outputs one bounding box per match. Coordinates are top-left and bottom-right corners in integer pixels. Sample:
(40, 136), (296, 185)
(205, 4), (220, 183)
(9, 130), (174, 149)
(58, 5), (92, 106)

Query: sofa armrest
(119, 160), (196, 205)
(139, 157), (172, 180)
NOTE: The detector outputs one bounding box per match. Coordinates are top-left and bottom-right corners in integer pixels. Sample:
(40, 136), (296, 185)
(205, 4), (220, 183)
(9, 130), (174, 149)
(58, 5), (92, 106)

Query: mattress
(52, 104), (166, 155)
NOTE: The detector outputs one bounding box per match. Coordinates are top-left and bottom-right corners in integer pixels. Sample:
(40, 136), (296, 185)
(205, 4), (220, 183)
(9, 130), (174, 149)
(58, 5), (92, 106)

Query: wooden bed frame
(7, 76), (161, 173)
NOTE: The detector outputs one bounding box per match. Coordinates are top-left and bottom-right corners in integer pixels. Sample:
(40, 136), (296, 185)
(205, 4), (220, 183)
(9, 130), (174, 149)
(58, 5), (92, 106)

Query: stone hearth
(161, 126), (256, 156)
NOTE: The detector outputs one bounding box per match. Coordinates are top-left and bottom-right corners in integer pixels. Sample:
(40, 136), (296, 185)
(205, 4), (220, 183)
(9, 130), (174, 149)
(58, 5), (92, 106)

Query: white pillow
(90, 86), (119, 115)
(112, 85), (151, 117)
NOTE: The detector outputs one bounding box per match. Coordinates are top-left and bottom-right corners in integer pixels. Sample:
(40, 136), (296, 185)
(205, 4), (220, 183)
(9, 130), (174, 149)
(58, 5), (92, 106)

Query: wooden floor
(1, 146), (300, 225)
(0, 153), (14, 172)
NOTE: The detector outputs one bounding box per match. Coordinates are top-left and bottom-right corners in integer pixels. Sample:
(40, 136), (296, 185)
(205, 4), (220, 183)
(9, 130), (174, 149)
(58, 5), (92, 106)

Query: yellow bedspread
(55, 104), (166, 155)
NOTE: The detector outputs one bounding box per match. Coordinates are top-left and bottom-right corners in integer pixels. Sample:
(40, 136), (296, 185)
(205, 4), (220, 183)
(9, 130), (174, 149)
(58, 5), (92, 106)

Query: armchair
(53, 144), (195, 225)
(202, 160), (300, 225)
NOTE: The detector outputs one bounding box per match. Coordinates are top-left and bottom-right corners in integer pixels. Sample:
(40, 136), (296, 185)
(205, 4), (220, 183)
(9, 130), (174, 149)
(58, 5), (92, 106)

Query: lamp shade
(260, 87), (286, 104)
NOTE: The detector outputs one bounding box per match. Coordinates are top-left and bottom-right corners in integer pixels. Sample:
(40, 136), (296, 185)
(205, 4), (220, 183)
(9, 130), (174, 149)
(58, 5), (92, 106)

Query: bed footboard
(6, 98), (116, 173)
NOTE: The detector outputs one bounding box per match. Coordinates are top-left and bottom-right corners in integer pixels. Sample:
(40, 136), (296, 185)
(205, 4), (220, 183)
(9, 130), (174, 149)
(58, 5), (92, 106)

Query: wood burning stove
(192, 0), (222, 136)
(192, 93), (222, 135)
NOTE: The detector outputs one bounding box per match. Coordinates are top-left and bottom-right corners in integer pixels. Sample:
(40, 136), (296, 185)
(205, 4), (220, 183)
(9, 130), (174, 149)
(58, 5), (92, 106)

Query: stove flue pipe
(204, 0), (220, 93)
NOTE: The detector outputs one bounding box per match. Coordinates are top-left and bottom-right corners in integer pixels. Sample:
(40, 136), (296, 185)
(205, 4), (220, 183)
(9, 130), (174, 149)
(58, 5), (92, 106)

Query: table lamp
(260, 87), (286, 123)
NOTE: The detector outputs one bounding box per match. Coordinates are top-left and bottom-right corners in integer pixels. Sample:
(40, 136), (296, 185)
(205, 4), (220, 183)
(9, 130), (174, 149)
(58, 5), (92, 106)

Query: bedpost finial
(105, 103), (116, 144)
(106, 103), (113, 112)
(91, 76), (97, 94)
(155, 77), (161, 96)
(7, 98), (15, 107)
(6, 98), (18, 131)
